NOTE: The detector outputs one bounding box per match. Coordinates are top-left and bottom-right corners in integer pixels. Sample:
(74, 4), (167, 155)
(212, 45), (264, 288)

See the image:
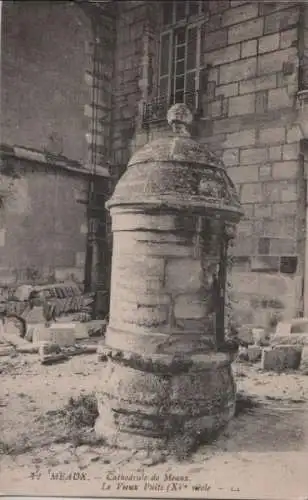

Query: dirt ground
(1, 351), (308, 499)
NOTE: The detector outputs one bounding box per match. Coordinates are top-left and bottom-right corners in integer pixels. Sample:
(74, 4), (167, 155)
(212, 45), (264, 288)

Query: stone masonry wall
(198, 0), (304, 327)
(124, 0), (305, 327)
(108, 212), (220, 355)
(0, 162), (89, 286)
(112, 1), (160, 180)
(1, 1), (92, 164)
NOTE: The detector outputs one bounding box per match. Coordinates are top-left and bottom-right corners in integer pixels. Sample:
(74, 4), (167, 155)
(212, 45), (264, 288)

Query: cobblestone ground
(1, 353), (308, 498)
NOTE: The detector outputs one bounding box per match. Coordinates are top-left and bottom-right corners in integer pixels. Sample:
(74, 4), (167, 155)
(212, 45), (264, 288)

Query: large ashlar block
(32, 323), (76, 347)
(261, 345), (303, 371)
(165, 259), (203, 293)
(276, 318), (308, 335)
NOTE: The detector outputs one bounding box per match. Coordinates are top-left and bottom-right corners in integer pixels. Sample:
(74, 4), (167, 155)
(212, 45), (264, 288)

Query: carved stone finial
(167, 103), (193, 137)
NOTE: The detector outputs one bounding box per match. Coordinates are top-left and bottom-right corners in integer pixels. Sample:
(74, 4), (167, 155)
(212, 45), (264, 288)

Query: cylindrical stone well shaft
(95, 104), (243, 453)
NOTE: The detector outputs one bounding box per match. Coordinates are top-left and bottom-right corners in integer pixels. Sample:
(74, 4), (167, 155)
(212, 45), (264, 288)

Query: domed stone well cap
(106, 103), (243, 221)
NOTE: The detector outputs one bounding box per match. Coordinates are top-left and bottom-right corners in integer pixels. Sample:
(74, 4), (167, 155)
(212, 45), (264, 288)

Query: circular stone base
(95, 349), (236, 454)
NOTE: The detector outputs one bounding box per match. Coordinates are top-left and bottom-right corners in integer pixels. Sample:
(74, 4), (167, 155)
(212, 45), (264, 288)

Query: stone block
(174, 295), (207, 320)
(237, 346), (249, 361)
(258, 48), (297, 76)
(286, 126), (303, 143)
(251, 256), (280, 272)
(239, 74), (276, 95)
(206, 98), (223, 118)
(272, 161), (298, 180)
(224, 129), (256, 148)
(223, 148), (239, 166)
(258, 33), (280, 54)
(206, 44), (241, 66)
(254, 203), (272, 218)
(263, 216), (295, 238)
(270, 238), (296, 255)
(255, 90), (268, 114)
(300, 345), (308, 369)
(261, 345), (302, 371)
(112, 213), (176, 232)
(258, 237), (270, 254)
(268, 88), (294, 110)
(286, 317), (308, 334)
(228, 93), (255, 116)
(203, 29), (228, 52)
(220, 57), (257, 84)
(269, 145), (282, 161)
(262, 182), (281, 203)
(280, 28), (297, 49)
(213, 116), (242, 135)
(24, 306), (46, 324)
(280, 181), (297, 202)
(282, 143), (299, 161)
(216, 82), (239, 98)
(209, 0), (230, 13)
(206, 13), (223, 33)
(228, 18), (264, 44)
(121, 304), (169, 329)
(237, 324), (254, 345)
(275, 321), (292, 335)
(241, 39), (257, 58)
(74, 322), (91, 340)
(272, 202), (296, 217)
(259, 127), (285, 145)
(222, 3), (258, 27)
(0, 346), (15, 356)
(33, 323), (76, 347)
(247, 345), (262, 362)
(259, 164), (272, 179)
(264, 8), (299, 35)
(241, 204), (254, 217)
(228, 165), (258, 183)
(252, 328), (268, 345)
(165, 259), (202, 293)
(240, 182), (262, 203)
(240, 147), (267, 165)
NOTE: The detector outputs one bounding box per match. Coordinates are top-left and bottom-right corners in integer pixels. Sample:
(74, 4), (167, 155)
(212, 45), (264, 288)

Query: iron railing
(142, 90), (201, 127)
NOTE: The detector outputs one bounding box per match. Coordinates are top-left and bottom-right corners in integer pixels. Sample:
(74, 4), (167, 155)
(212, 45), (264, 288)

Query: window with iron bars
(159, 1), (205, 110)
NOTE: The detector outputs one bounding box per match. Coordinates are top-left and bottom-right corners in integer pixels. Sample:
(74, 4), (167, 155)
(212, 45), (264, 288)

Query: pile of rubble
(237, 318), (308, 373)
(0, 307), (107, 364)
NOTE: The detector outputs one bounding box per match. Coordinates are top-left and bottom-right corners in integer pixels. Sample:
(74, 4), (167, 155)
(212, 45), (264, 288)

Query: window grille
(159, 1), (205, 110)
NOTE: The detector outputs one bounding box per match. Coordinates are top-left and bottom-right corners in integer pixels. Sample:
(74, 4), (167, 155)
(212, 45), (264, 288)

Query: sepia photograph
(1, 0), (308, 498)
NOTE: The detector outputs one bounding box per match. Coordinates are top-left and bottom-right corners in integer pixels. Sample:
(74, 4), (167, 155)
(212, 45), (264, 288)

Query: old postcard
(1, 0), (308, 499)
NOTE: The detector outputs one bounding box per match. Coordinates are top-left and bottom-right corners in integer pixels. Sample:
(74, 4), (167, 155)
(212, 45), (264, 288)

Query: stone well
(95, 104), (243, 453)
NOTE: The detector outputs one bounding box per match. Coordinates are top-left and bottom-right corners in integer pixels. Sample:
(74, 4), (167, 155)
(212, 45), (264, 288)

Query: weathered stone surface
(261, 345), (303, 371)
(220, 57), (257, 84)
(241, 39), (257, 58)
(247, 345), (262, 362)
(95, 352), (236, 451)
(237, 324), (255, 345)
(239, 74), (276, 95)
(222, 3), (258, 27)
(32, 323), (76, 347)
(97, 104), (242, 452)
(252, 328), (269, 346)
(228, 18), (264, 44)
(276, 318), (308, 336)
(258, 33), (280, 54)
(228, 93), (255, 116)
